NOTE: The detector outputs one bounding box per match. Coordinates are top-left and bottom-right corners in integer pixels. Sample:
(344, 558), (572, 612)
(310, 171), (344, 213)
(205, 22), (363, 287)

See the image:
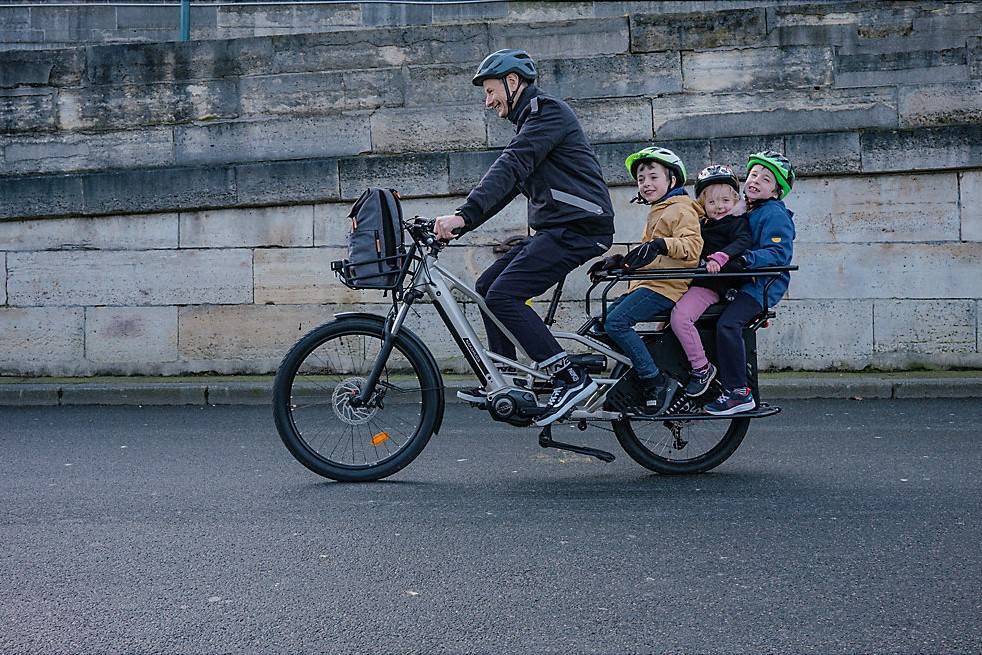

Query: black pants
(715, 291), (763, 390)
(475, 227), (612, 365)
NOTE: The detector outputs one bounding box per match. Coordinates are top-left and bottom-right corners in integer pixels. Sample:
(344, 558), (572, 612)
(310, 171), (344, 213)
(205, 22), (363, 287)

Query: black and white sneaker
(456, 387), (486, 405)
(684, 362), (717, 397)
(534, 367), (598, 427)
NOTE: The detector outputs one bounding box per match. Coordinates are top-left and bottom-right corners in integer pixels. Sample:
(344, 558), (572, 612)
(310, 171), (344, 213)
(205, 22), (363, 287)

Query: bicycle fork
(353, 292), (420, 407)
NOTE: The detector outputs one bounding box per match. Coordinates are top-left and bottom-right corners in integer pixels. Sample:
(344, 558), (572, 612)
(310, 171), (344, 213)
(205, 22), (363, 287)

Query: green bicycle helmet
(472, 49), (537, 86)
(695, 164), (740, 196)
(624, 146), (686, 189)
(746, 150), (795, 199)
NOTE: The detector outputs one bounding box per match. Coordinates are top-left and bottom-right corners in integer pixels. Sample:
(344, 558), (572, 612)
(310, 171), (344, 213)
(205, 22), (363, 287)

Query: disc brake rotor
(332, 377), (380, 426)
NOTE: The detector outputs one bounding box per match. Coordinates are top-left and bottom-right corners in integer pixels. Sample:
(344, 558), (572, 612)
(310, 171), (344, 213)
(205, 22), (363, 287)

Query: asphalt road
(1, 400), (980, 655)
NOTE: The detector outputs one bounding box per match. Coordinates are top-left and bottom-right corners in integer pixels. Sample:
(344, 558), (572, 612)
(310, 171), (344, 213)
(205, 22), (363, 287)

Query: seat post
(543, 276), (566, 326)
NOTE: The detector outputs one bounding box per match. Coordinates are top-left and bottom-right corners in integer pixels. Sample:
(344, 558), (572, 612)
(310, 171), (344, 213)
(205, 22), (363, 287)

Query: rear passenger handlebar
(585, 265), (799, 322)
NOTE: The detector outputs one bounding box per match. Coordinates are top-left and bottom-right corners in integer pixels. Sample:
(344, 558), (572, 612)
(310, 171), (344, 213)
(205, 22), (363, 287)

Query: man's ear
(506, 72), (523, 94)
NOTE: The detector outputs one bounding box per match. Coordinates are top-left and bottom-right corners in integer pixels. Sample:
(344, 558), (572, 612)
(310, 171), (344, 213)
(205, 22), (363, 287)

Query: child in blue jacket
(705, 151), (796, 415)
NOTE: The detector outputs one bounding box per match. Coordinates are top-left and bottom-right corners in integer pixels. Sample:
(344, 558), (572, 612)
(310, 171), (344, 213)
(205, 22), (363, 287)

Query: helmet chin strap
(502, 76), (524, 119)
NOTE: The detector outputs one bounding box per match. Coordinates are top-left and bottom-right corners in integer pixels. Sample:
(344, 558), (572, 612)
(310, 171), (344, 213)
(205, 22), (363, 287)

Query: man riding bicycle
(434, 48), (615, 426)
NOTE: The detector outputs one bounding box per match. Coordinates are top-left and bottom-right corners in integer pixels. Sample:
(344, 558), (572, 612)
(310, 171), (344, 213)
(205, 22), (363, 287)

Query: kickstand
(538, 424), (616, 463)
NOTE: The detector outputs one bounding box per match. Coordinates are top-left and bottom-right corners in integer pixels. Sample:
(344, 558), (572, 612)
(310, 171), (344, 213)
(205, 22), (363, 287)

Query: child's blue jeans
(603, 288), (676, 380)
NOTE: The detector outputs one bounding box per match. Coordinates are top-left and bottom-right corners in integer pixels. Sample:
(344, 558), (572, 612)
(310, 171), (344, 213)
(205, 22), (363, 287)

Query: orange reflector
(371, 432), (390, 446)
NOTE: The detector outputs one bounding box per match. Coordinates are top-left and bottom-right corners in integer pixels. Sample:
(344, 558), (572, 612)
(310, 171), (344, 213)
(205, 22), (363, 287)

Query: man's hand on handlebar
(434, 214), (466, 241)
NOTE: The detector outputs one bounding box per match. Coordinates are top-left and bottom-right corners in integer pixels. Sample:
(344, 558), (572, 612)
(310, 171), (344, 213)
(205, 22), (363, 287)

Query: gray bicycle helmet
(472, 49), (537, 86)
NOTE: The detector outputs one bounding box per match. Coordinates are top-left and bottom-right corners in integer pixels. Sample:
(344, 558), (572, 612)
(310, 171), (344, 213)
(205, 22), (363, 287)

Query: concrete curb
(1, 374), (981, 407)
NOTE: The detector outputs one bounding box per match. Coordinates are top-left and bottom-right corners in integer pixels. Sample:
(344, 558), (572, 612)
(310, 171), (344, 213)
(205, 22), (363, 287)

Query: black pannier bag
(341, 188), (405, 288)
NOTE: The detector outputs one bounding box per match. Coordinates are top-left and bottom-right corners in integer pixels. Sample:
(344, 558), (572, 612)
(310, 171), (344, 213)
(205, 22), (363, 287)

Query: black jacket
(691, 212), (753, 293)
(456, 86), (614, 236)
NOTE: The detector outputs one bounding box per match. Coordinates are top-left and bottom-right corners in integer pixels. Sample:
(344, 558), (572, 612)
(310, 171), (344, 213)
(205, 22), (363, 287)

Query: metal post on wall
(179, 0), (191, 41)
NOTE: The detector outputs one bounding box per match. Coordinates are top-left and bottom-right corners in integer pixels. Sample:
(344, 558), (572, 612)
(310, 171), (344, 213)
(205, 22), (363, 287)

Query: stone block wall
(0, 1), (980, 375)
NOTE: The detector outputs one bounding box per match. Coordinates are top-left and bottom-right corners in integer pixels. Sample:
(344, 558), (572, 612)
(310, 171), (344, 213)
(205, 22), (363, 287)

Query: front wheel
(613, 414), (750, 475)
(272, 316), (443, 482)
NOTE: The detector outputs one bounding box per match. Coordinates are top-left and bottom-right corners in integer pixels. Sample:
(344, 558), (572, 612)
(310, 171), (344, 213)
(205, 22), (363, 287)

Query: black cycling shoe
(534, 367), (598, 427)
(684, 362), (717, 397)
(641, 373), (674, 415)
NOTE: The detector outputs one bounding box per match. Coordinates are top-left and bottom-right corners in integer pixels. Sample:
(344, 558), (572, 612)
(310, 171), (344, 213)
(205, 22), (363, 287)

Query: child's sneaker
(641, 373), (674, 415)
(704, 387), (756, 415)
(684, 363), (717, 397)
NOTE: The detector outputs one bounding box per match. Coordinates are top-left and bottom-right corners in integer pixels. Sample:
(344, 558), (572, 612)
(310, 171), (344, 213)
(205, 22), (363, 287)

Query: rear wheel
(613, 413), (750, 475)
(272, 316), (442, 482)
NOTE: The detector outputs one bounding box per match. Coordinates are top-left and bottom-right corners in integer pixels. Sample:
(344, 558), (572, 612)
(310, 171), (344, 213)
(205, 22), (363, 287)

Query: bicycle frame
(338, 218), (796, 423)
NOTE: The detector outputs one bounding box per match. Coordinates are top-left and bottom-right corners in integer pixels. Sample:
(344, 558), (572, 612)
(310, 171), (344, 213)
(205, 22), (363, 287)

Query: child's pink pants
(670, 286), (720, 370)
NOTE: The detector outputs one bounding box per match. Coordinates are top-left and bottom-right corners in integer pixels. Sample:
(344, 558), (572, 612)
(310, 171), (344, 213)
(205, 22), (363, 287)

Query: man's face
(745, 164), (780, 201)
(482, 75), (518, 118)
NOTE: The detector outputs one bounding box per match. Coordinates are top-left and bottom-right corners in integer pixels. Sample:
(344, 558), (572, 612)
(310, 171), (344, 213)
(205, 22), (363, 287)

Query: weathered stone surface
(683, 46), (833, 93)
(116, 6), (178, 29)
(448, 150), (501, 194)
(491, 17), (629, 58)
(0, 48), (84, 87)
(789, 242), (982, 300)
(874, 299), (976, 354)
(313, 202), (352, 247)
(339, 152), (449, 200)
(0, 174), (83, 220)
(7, 249), (252, 306)
(860, 125), (982, 173)
(235, 158), (341, 206)
(57, 80), (239, 131)
(370, 106), (487, 154)
(538, 53), (681, 99)
(970, 37), (982, 79)
(404, 63), (478, 108)
(179, 205), (313, 248)
(501, 2), (593, 22)
(261, 24), (490, 76)
(899, 81), (982, 129)
(0, 88), (56, 133)
(29, 5), (115, 42)
(756, 299), (874, 370)
(0, 212), (178, 251)
(650, 87), (897, 140)
(217, 4), (359, 30)
(0, 252), (5, 305)
(254, 247), (386, 305)
(961, 170), (982, 242)
(567, 98), (653, 144)
(0, 307), (85, 375)
(432, 1), (508, 23)
(595, 139), (711, 187)
(785, 131), (862, 175)
(175, 114), (371, 166)
(835, 47), (968, 88)
(82, 166), (237, 216)
(85, 39), (240, 85)
(487, 114), (519, 149)
(632, 8), (766, 51)
(791, 173), (961, 244)
(177, 302), (461, 373)
(361, 2), (432, 26)
(239, 68), (403, 115)
(1, 127), (174, 176)
(85, 306), (179, 364)
(709, 135), (784, 178)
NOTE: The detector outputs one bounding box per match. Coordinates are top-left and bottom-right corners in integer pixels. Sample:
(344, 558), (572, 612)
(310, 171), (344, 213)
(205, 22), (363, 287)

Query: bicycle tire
(272, 316), (443, 482)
